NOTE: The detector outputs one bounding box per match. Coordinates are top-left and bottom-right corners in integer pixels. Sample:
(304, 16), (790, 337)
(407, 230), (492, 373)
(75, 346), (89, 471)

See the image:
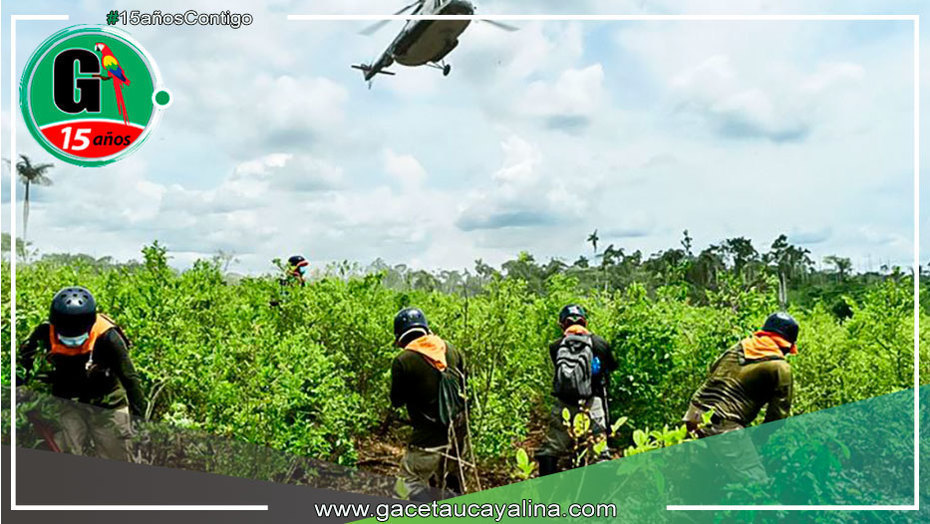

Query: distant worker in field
(270, 255), (311, 307)
(283, 254), (310, 286)
(18, 286), (144, 460)
(390, 307), (469, 501)
(683, 312), (798, 437)
(537, 304), (618, 476)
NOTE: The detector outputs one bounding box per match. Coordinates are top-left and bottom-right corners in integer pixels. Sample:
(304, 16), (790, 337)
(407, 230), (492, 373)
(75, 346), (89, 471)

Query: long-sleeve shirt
(689, 342), (793, 427)
(19, 322), (146, 417)
(390, 337), (466, 448)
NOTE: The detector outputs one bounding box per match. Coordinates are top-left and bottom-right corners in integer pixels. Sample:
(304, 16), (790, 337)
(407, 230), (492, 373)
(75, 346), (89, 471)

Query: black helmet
(49, 286), (97, 337)
(762, 312), (800, 345)
(394, 307), (429, 341)
(559, 304), (587, 327)
(287, 255), (307, 267)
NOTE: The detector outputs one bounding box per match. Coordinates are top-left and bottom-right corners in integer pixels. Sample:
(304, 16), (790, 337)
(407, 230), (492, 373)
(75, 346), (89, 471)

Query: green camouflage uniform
(683, 342), (793, 433)
(682, 341), (793, 484)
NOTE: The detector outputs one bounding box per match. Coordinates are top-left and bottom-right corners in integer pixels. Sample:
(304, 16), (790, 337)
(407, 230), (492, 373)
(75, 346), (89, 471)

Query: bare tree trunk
(462, 280), (469, 348)
(778, 272), (788, 309)
(22, 182), (30, 259)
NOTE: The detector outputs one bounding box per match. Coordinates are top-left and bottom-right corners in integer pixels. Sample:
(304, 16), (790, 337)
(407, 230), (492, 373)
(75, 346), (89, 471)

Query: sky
(0, 0), (926, 275)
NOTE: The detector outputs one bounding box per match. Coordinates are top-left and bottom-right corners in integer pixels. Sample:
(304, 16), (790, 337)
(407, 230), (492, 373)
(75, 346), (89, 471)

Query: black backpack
(437, 365), (467, 427)
(414, 345), (467, 428)
(553, 333), (594, 401)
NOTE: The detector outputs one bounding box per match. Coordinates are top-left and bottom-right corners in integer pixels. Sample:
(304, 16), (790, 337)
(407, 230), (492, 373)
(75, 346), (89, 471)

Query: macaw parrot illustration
(94, 42), (130, 125)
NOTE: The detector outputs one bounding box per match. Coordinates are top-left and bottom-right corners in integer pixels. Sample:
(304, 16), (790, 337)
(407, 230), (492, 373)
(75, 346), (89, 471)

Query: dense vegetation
(2, 233), (926, 476)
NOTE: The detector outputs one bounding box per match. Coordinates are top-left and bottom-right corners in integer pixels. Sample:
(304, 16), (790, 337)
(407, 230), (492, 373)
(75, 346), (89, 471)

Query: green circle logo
(19, 25), (170, 167)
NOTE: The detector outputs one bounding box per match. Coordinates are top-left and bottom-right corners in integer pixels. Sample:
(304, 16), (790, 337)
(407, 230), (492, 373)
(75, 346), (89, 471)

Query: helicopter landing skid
(428, 60), (452, 76)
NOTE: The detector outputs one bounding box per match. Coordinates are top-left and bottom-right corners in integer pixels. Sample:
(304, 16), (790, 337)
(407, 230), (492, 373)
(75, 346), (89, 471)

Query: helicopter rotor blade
(359, 19), (392, 36)
(359, 1), (423, 35)
(480, 19), (519, 32)
(393, 0), (423, 15)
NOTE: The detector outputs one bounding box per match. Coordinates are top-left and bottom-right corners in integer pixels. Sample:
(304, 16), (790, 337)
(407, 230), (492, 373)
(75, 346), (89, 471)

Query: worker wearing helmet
(390, 307), (468, 501)
(681, 312), (798, 488)
(18, 286), (144, 460)
(285, 255), (310, 286)
(536, 304), (617, 476)
(683, 312), (799, 437)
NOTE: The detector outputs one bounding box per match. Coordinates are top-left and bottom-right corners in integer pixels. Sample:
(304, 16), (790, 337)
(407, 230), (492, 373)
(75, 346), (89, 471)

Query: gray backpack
(553, 333), (594, 401)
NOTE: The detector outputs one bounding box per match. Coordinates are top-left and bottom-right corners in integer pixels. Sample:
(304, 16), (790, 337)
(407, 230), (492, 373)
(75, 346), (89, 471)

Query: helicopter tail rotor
(351, 63), (395, 83)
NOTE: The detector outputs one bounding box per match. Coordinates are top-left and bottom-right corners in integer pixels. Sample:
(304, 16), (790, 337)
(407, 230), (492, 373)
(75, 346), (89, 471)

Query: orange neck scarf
(564, 324), (590, 336)
(404, 334), (448, 371)
(741, 331), (796, 360)
(49, 314), (114, 357)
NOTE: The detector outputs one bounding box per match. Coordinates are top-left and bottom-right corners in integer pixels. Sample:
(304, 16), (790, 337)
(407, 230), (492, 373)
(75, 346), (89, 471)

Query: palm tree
(213, 249), (240, 273)
(824, 255), (853, 282)
(10, 154), (54, 248)
(587, 229), (599, 255)
(586, 229), (602, 291)
(765, 235), (813, 307)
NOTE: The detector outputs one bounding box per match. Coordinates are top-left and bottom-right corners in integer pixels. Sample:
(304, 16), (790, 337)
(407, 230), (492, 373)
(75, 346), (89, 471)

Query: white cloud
(457, 21), (585, 84)
(168, 71), (349, 156)
(604, 211), (656, 239)
(669, 54), (810, 142)
(2, 5), (918, 272)
(456, 134), (593, 232)
(494, 135), (541, 187)
(518, 64), (607, 129)
(800, 62), (866, 93)
(383, 148), (427, 189)
(618, 22), (877, 143)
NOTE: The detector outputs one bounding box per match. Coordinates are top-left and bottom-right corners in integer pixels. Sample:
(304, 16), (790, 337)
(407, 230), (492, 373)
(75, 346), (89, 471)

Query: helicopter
(352, 0), (516, 85)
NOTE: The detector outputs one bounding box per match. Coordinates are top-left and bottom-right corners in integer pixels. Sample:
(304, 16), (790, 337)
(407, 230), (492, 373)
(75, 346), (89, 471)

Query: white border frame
(288, 12), (923, 513)
(4, 11), (920, 514)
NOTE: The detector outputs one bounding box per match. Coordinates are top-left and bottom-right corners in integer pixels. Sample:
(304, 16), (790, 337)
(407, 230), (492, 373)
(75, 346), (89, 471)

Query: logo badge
(20, 25), (171, 167)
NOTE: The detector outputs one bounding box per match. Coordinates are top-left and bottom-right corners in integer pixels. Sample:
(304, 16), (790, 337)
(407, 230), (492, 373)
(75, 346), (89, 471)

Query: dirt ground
(354, 406), (550, 492)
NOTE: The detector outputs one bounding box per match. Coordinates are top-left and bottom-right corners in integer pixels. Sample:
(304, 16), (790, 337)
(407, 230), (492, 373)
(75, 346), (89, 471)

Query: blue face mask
(298, 265), (309, 276)
(58, 332), (90, 347)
